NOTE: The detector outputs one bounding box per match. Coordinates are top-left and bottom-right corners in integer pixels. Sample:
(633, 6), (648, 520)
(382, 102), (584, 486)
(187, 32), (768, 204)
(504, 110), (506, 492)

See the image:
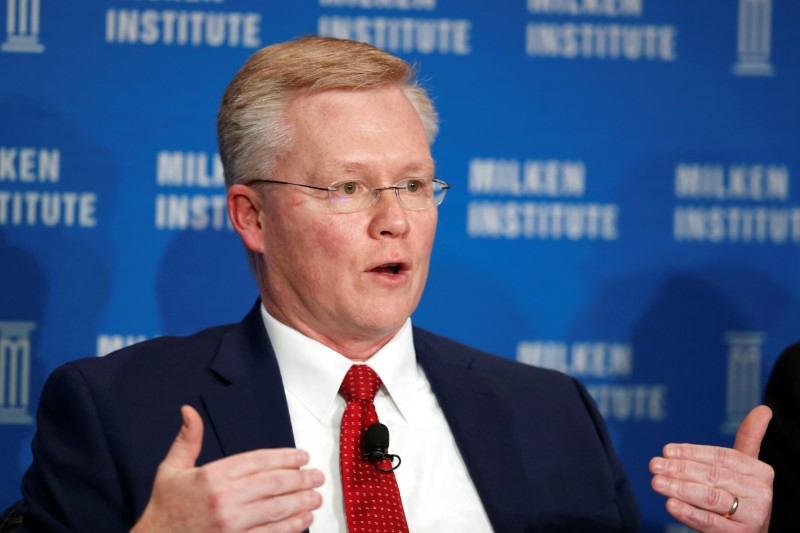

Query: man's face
(258, 85), (437, 356)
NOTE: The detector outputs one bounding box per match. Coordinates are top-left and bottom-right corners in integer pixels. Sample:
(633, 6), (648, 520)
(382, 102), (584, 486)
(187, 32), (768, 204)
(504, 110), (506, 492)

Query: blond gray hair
(217, 36), (439, 187)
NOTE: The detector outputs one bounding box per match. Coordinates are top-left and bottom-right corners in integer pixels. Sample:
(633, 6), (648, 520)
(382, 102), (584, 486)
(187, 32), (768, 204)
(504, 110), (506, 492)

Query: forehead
(281, 86), (434, 175)
(287, 85), (419, 124)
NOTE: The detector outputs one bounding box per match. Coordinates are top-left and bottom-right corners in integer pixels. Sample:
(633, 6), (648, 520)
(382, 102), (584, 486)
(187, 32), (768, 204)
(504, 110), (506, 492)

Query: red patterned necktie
(339, 364), (409, 533)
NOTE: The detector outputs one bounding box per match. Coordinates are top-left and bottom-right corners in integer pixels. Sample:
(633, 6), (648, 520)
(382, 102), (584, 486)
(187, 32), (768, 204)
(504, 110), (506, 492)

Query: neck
(262, 301), (402, 362)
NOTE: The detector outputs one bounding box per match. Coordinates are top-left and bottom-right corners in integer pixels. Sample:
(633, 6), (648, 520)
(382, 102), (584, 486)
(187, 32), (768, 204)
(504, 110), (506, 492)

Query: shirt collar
(261, 304), (418, 423)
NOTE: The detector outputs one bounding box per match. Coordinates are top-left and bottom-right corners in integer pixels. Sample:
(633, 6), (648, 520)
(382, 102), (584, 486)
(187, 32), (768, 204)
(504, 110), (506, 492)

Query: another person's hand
(650, 405), (774, 532)
(131, 405), (324, 533)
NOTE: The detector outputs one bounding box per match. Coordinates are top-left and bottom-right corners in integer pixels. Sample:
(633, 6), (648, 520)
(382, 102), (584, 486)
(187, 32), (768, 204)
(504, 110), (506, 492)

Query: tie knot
(339, 364), (382, 403)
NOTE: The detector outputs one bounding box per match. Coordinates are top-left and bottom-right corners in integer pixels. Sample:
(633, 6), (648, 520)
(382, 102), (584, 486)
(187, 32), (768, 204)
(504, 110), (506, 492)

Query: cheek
(298, 216), (362, 267)
(416, 213), (438, 252)
(309, 219), (346, 245)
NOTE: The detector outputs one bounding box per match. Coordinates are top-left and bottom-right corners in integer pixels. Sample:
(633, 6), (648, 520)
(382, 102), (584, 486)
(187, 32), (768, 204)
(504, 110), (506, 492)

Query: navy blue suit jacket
(21, 303), (639, 532)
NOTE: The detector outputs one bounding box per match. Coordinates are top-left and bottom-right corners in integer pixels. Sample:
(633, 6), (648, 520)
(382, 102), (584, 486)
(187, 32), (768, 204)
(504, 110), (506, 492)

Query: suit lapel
(201, 303), (296, 456)
(414, 329), (529, 530)
(193, 308), (533, 528)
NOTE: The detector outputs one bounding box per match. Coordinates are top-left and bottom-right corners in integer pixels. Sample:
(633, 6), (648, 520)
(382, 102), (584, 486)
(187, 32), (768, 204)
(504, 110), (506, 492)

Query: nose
(367, 188), (410, 239)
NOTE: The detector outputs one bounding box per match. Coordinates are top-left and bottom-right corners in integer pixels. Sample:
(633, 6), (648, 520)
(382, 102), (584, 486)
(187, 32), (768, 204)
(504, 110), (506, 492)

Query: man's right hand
(131, 405), (324, 533)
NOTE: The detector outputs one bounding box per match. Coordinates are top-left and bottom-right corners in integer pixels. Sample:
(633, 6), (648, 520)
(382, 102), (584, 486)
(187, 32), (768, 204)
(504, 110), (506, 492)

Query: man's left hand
(649, 405), (774, 532)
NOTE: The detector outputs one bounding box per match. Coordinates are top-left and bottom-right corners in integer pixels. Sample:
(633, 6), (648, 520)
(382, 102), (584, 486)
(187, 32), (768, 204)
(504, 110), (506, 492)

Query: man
(759, 342), (800, 532)
(18, 36), (771, 532)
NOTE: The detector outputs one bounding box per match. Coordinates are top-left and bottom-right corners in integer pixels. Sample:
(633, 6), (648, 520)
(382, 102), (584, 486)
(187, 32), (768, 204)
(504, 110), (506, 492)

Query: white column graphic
(0, 321), (36, 425)
(1, 0), (44, 53)
(732, 0), (775, 76)
(721, 331), (762, 434)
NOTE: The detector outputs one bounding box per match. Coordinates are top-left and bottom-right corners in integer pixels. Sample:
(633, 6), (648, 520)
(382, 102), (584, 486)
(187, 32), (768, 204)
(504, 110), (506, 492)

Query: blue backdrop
(1, 1), (799, 531)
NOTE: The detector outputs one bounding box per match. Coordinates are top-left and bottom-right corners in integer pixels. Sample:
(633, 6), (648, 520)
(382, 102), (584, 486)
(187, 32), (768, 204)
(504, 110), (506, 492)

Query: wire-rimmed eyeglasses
(241, 177), (450, 214)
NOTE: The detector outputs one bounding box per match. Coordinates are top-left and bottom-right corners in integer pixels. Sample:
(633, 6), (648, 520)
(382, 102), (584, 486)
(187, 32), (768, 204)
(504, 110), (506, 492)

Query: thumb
(733, 405), (773, 458)
(162, 405), (204, 470)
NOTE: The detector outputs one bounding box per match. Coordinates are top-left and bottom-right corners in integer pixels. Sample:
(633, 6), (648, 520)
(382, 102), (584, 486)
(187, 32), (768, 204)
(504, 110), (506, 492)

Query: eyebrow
(319, 160), (436, 177)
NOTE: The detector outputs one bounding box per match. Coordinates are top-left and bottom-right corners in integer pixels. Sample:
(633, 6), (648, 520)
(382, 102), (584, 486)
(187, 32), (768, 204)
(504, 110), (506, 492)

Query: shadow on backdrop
(569, 268), (792, 532)
(0, 95), (116, 506)
(156, 228), (257, 335)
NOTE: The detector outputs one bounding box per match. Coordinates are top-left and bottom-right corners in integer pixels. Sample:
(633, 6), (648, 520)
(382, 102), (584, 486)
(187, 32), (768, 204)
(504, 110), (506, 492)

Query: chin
(349, 293), (419, 328)
(356, 308), (411, 334)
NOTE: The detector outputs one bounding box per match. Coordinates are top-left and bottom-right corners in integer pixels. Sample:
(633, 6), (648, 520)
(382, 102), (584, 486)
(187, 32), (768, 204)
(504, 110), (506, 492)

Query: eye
(403, 179), (426, 194)
(332, 181), (364, 196)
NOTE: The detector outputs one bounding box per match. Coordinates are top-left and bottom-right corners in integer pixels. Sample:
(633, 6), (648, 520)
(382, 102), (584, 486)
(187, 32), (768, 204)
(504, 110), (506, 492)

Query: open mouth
(373, 263), (401, 275)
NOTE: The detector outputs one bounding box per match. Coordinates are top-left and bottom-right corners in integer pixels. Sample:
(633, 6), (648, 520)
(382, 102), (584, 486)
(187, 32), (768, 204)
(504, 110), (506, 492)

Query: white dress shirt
(261, 306), (494, 532)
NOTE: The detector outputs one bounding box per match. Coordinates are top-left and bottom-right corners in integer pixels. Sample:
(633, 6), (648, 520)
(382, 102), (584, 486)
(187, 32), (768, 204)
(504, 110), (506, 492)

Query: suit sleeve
(20, 363), (136, 533)
(759, 343), (800, 533)
(572, 377), (640, 532)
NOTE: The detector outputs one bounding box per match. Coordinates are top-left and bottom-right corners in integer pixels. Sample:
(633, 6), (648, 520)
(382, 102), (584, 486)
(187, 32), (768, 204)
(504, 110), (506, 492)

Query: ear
(227, 184), (266, 254)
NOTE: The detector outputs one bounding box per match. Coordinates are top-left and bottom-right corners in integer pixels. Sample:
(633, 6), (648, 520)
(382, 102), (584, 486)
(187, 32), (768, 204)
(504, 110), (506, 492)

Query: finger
(162, 405), (204, 470)
(662, 443), (729, 464)
(235, 468), (324, 504)
(649, 455), (772, 496)
(250, 511), (314, 533)
(733, 405), (772, 458)
(222, 448), (313, 479)
(242, 489), (323, 527)
(664, 497), (735, 533)
(659, 444), (764, 477)
(651, 474), (736, 516)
